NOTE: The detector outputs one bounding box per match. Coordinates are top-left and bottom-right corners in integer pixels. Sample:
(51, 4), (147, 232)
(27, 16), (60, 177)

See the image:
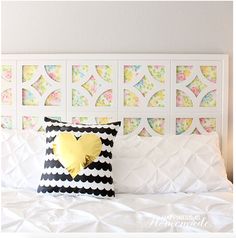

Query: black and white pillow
(37, 117), (121, 198)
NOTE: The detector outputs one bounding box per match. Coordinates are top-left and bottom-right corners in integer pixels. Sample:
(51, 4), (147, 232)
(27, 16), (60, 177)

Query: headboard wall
(1, 54), (229, 165)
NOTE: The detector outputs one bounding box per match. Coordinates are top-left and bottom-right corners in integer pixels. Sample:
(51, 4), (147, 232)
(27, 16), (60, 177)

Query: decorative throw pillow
(37, 117), (121, 198)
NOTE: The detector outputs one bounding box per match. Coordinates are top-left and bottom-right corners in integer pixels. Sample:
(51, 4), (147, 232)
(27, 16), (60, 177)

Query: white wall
(1, 1), (233, 180)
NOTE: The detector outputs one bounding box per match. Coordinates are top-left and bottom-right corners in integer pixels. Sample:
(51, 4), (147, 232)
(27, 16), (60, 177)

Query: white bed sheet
(1, 187), (233, 232)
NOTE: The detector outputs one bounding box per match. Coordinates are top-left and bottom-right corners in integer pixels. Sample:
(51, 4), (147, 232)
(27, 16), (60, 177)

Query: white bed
(1, 129), (233, 233)
(1, 53), (233, 233)
(1, 187), (232, 232)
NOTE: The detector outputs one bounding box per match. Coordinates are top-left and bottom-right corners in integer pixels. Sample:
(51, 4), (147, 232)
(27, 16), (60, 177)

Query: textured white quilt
(1, 187), (232, 232)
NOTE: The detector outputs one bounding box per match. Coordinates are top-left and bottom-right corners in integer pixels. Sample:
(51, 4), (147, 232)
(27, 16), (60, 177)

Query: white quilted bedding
(1, 187), (233, 232)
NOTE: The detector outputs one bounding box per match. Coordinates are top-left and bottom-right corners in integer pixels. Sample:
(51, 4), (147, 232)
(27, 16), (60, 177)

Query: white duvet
(1, 187), (233, 232)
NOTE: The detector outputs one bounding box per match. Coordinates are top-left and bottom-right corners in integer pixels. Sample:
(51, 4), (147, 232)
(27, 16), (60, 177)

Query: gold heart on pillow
(53, 132), (102, 178)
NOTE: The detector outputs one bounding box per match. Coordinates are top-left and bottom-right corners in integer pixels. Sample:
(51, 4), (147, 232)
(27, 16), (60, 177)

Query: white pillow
(112, 133), (232, 194)
(1, 129), (45, 190)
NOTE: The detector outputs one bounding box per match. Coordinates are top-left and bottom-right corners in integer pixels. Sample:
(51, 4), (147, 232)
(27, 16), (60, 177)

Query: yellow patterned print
(22, 89), (38, 106)
(124, 89), (139, 106)
(22, 116), (38, 129)
(123, 118), (141, 135)
(72, 117), (89, 124)
(138, 128), (151, 137)
(22, 65), (38, 82)
(176, 118), (193, 134)
(176, 90), (193, 107)
(72, 89), (89, 106)
(148, 65), (166, 83)
(147, 118), (165, 135)
(32, 76), (51, 96)
(1, 65), (12, 82)
(134, 76), (154, 97)
(95, 90), (112, 107)
(1, 89), (12, 105)
(199, 118), (216, 133)
(148, 90), (165, 107)
(124, 65), (141, 83)
(82, 76), (101, 96)
(38, 126), (45, 132)
(176, 66), (193, 83)
(200, 66), (217, 83)
(187, 76), (207, 97)
(95, 117), (111, 124)
(45, 90), (61, 106)
(72, 65), (89, 82)
(96, 65), (112, 82)
(200, 90), (216, 107)
(45, 65), (61, 82)
(192, 128), (201, 135)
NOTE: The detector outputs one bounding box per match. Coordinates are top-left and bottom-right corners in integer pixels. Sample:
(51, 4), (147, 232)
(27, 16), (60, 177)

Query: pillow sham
(37, 117), (121, 198)
(112, 133), (232, 194)
(1, 129), (45, 190)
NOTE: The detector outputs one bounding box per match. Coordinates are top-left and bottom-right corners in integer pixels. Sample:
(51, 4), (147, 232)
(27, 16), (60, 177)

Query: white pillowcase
(112, 133), (232, 194)
(1, 129), (45, 190)
(1, 129), (232, 194)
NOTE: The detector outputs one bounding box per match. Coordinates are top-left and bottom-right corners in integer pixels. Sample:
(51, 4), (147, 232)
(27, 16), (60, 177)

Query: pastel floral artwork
(138, 128), (151, 137)
(123, 65), (167, 108)
(22, 116), (38, 129)
(38, 126), (45, 132)
(148, 118), (165, 135)
(32, 76), (51, 96)
(176, 66), (193, 83)
(95, 89), (112, 107)
(95, 117), (112, 124)
(45, 90), (61, 106)
(200, 90), (216, 107)
(22, 65), (38, 82)
(176, 90), (193, 107)
(1, 89), (12, 105)
(176, 118), (193, 135)
(123, 118), (141, 135)
(134, 76), (154, 97)
(124, 65), (141, 83)
(200, 66), (217, 83)
(1, 59), (221, 147)
(1, 116), (12, 129)
(200, 118), (216, 133)
(22, 89), (38, 106)
(1, 65), (12, 82)
(72, 89), (89, 106)
(191, 128), (201, 135)
(124, 89), (139, 107)
(124, 118), (165, 136)
(187, 76), (207, 97)
(148, 90), (165, 107)
(82, 76), (101, 96)
(20, 64), (63, 108)
(176, 65), (217, 108)
(72, 117), (89, 124)
(44, 65), (61, 82)
(148, 65), (166, 83)
(72, 65), (89, 83)
(23, 116), (47, 131)
(96, 65), (112, 82)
